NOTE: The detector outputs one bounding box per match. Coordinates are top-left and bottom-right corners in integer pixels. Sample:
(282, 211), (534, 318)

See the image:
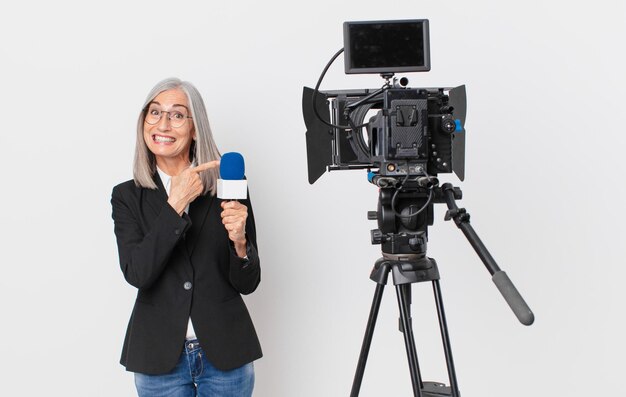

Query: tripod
(350, 183), (534, 397)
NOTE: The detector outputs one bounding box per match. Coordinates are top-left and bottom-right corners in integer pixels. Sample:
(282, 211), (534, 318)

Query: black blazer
(111, 176), (262, 374)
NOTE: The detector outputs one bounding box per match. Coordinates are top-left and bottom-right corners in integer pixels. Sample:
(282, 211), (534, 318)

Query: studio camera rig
(302, 19), (534, 397)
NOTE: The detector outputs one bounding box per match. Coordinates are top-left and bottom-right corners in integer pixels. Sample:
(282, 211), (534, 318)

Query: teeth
(154, 135), (175, 143)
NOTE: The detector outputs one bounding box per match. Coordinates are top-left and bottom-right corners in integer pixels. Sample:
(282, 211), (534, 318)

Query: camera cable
(390, 163), (435, 219)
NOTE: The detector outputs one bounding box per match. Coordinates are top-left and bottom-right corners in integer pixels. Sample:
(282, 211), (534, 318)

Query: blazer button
(184, 281), (192, 290)
(174, 229), (181, 235)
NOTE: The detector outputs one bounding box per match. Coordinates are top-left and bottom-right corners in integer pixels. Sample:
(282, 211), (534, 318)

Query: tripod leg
(351, 283), (385, 397)
(432, 280), (460, 397)
(396, 284), (424, 397)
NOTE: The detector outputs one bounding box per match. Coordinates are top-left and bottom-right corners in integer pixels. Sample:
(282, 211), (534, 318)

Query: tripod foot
(422, 381), (455, 397)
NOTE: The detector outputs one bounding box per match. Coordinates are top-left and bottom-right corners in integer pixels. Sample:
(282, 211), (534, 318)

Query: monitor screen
(343, 19), (430, 74)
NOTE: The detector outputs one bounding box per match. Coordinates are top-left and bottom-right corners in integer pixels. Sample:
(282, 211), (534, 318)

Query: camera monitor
(344, 19), (430, 74)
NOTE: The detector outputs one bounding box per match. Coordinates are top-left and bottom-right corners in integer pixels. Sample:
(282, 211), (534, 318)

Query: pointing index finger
(192, 160), (220, 173)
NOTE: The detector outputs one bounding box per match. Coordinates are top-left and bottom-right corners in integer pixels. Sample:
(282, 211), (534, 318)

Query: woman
(111, 77), (262, 396)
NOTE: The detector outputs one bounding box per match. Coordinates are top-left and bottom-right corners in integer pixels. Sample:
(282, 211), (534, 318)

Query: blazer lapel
(186, 193), (216, 256)
(145, 173), (169, 216)
(144, 173), (194, 280)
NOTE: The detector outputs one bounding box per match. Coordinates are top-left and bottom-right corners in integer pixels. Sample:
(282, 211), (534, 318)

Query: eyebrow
(148, 101), (189, 111)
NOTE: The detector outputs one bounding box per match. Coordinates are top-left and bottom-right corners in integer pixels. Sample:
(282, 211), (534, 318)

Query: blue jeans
(134, 339), (255, 397)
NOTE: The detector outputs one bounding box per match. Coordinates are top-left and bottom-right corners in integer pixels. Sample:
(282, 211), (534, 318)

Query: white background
(1, 1), (625, 396)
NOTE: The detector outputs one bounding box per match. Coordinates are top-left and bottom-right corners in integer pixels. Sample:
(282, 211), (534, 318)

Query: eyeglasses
(144, 106), (192, 128)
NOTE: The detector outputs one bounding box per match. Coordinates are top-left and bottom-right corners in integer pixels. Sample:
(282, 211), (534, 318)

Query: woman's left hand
(221, 201), (248, 257)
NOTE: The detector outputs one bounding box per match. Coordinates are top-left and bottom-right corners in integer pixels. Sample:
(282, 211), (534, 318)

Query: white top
(156, 166), (196, 340)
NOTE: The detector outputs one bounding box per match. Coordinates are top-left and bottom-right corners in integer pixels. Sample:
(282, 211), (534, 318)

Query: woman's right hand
(167, 161), (220, 215)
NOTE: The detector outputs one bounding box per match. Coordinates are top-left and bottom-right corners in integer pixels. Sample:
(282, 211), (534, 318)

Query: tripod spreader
(440, 183), (535, 326)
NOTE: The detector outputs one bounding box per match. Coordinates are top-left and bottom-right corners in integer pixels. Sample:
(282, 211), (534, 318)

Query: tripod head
(368, 179), (461, 258)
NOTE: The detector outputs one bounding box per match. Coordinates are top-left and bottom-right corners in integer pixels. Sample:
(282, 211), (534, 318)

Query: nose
(157, 111), (172, 131)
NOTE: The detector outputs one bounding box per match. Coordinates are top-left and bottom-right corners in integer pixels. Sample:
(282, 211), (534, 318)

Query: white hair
(133, 77), (221, 195)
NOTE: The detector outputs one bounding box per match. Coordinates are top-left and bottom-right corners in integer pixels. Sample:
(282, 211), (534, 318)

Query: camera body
(303, 19), (467, 185)
(304, 84), (466, 185)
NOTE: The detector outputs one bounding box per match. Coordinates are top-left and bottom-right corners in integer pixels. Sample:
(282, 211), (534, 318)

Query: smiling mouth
(153, 134), (176, 143)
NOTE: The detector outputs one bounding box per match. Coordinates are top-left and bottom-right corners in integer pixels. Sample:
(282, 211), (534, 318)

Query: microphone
(217, 152), (247, 200)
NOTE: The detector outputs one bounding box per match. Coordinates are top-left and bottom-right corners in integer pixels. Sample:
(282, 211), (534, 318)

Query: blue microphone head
(220, 152), (245, 180)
